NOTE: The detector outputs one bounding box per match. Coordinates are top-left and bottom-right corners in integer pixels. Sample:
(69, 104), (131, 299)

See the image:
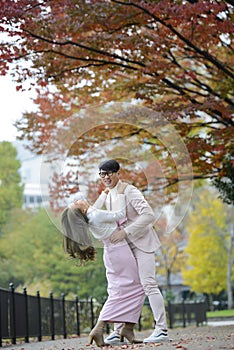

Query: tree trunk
(167, 268), (171, 291)
(209, 294), (214, 311)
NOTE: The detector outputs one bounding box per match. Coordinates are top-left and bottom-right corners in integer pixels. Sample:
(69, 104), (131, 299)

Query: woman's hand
(69, 199), (90, 214)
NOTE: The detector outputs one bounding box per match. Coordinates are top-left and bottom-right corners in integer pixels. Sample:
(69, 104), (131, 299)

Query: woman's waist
(102, 238), (128, 247)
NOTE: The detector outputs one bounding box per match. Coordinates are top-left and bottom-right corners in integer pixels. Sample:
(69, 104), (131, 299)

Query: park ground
(2, 321), (234, 350)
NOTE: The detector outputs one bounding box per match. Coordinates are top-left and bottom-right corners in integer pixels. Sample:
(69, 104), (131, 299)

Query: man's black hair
(99, 159), (120, 172)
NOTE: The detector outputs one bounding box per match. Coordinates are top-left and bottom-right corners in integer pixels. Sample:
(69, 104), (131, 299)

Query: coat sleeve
(124, 186), (156, 237)
(92, 191), (107, 209)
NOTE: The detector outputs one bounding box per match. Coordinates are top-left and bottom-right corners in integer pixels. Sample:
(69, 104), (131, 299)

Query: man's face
(99, 170), (120, 189)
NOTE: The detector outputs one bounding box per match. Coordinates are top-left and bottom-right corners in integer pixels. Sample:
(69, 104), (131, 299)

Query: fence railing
(0, 284), (207, 347)
(0, 283), (101, 347)
(167, 300), (208, 328)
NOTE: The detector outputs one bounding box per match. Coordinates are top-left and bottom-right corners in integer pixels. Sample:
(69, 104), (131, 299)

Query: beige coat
(106, 183), (161, 253)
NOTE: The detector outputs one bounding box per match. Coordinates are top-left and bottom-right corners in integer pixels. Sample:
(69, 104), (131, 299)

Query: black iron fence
(167, 300), (208, 328)
(0, 284), (207, 347)
(0, 283), (101, 347)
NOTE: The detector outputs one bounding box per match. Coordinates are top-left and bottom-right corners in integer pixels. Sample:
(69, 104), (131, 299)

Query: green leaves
(0, 142), (23, 229)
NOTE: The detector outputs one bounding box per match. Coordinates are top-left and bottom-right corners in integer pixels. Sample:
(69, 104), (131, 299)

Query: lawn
(207, 309), (234, 318)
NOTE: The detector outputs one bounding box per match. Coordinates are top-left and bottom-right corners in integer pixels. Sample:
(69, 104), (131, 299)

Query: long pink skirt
(98, 239), (145, 323)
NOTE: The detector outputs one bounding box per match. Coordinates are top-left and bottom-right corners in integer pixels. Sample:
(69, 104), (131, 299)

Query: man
(98, 159), (169, 344)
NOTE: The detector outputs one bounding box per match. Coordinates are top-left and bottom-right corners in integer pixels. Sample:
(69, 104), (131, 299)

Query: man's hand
(69, 199), (90, 213)
(109, 228), (126, 244)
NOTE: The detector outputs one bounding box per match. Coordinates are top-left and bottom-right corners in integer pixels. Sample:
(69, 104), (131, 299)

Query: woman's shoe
(89, 320), (106, 347)
(120, 322), (142, 344)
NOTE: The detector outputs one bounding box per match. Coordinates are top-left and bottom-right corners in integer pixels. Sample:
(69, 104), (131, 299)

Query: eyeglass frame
(99, 170), (117, 178)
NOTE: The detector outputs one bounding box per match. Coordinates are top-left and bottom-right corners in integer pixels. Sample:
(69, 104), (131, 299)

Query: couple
(62, 159), (169, 346)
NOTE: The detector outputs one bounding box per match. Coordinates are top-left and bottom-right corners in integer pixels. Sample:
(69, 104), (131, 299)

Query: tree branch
(112, 0), (234, 79)
(24, 29), (145, 68)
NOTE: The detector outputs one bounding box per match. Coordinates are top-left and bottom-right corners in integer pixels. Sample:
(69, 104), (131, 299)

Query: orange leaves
(49, 170), (80, 212)
(0, 0), (233, 206)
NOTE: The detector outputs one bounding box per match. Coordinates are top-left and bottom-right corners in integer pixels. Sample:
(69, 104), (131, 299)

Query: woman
(61, 183), (145, 347)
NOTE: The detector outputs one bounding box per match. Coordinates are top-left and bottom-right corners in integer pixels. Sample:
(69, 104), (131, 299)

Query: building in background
(14, 141), (50, 209)
(14, 140), (89, 210)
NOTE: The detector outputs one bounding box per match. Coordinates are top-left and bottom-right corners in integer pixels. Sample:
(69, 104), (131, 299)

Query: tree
(0, 1), (233, 204)
(212, 152), (234, 205)
(0, 142), (23, 230)
(156, 228), (187, 292)
(182, 186), (233, 308)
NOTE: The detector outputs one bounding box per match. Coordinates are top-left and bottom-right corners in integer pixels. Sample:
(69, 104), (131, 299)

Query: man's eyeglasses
(99, 171), (115, 178)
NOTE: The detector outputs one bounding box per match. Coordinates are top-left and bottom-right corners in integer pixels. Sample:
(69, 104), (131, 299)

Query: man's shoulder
(124, 183), (143, 196)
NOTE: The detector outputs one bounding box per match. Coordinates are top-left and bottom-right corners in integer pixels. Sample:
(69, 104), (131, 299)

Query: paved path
(2, 324), (234, 350)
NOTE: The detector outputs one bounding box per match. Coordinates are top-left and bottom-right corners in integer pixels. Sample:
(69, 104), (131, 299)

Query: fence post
(61, 293), (67, 339)
(167, 301), (173, 329)
(50, 291), (55, 340)
(36, 291), (42, 341)
(138, 315), (142, 331)
(182, 300), (186, 328)
(9, 283), (16, 344)
(75, 295), (80, 336)
(23, 287), (29, 343)
(90, 297), (95, 329)
(10, 283), (16, 344)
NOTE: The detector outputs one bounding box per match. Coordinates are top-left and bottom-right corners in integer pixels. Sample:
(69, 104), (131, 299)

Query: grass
(207, 309), (234, 318)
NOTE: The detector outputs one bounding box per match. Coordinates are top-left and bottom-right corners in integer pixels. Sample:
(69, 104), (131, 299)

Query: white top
(87, 192), (126, 240)
(106, 185), (119, 210)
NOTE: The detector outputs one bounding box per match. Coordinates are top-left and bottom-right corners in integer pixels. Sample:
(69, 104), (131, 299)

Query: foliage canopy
(0, 1), (233, 204)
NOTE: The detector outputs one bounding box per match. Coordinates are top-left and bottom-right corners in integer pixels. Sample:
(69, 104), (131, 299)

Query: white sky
(0, 75), (35, 142)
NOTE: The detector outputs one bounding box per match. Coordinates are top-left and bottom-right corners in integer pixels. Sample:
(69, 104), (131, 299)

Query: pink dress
(98, 239), (145, 323)
(87, 192), (145, 323)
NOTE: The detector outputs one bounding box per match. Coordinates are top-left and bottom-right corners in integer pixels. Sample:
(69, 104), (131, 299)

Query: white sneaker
(104, 330), (120, 345)
(143, 326), (169, 343)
